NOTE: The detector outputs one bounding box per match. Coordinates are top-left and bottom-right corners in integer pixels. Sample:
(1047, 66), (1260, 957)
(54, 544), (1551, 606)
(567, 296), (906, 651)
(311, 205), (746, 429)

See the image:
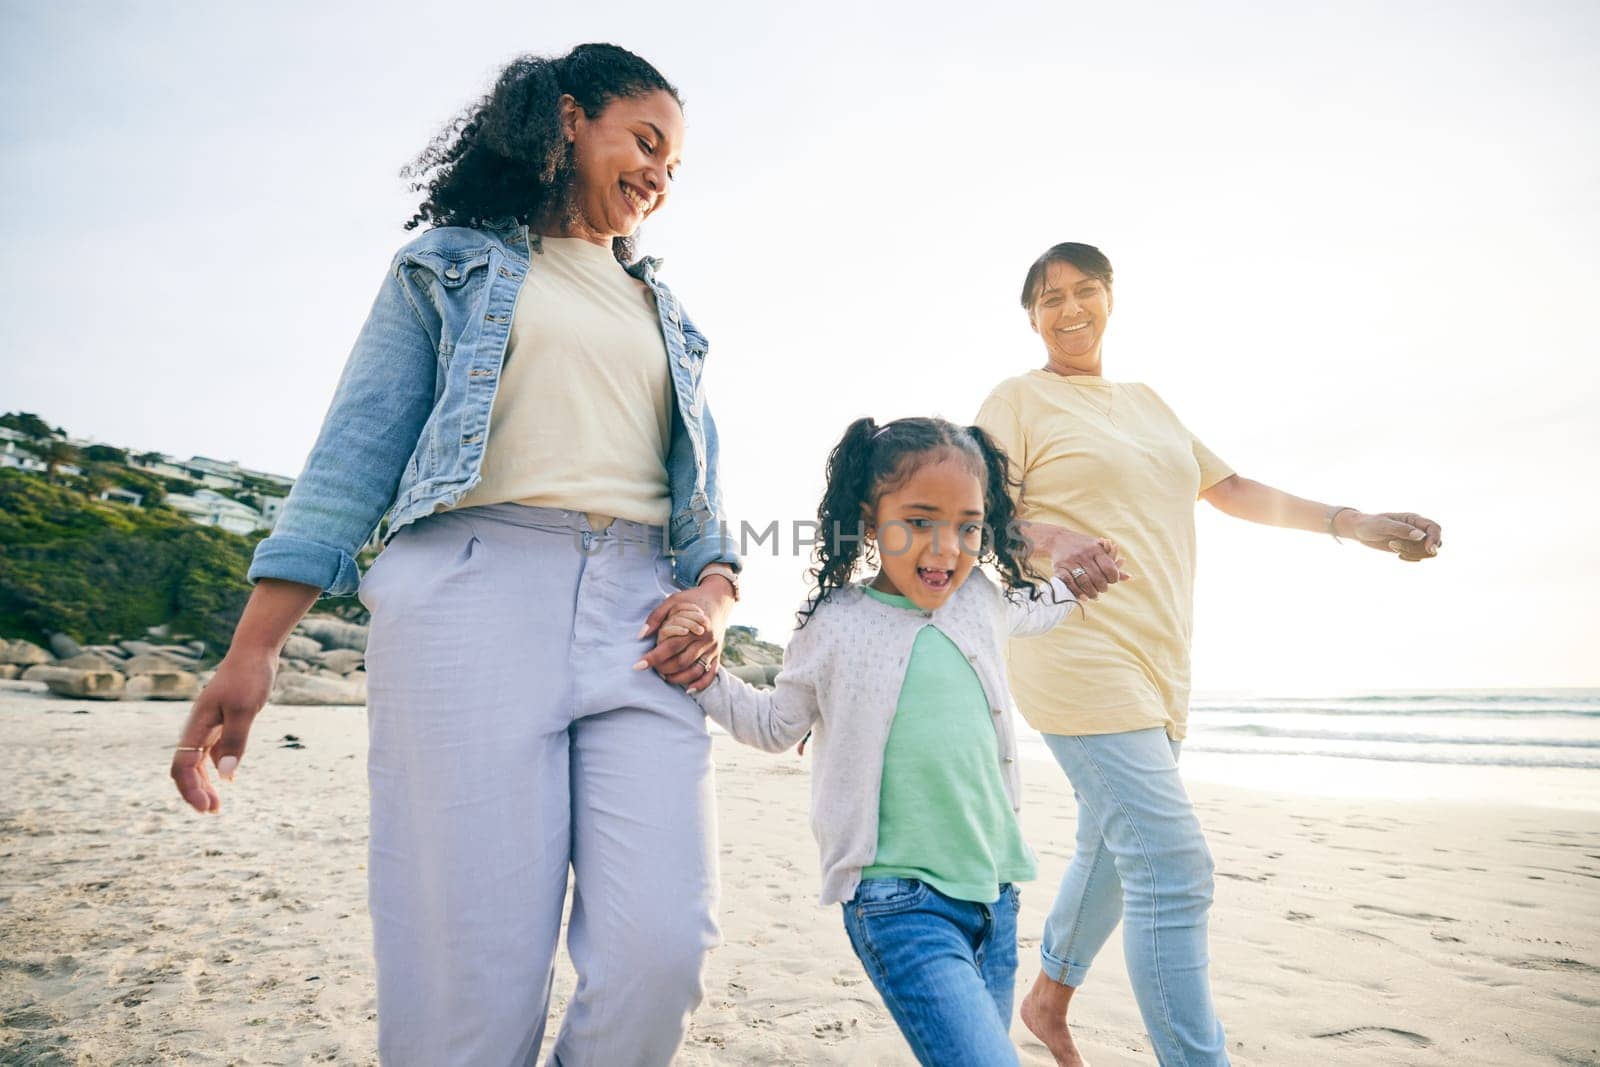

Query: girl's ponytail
(964, 424), (1047, 596)
(801, 417), (881, 625)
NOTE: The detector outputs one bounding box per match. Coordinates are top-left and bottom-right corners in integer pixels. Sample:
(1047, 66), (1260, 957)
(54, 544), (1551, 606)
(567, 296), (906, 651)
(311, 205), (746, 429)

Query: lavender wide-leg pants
(360, 504), (719, 1067)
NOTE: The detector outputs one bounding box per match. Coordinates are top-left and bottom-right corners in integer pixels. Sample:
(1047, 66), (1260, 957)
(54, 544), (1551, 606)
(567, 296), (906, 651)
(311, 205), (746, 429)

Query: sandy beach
(2, 679), (1596, 1066)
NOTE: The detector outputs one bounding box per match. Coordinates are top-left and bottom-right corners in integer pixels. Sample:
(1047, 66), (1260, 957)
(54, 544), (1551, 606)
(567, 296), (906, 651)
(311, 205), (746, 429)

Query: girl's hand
(656, 604), (709, 641)
(636, 583), (735, 693)
(1338, 511), (1442, 561)
(170, 650), (277, 813)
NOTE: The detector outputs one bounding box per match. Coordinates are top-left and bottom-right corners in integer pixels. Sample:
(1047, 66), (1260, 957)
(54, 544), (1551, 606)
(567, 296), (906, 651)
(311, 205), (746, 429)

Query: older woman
(976, 242), (1441, 1066)
(168, 45), (740, 1066)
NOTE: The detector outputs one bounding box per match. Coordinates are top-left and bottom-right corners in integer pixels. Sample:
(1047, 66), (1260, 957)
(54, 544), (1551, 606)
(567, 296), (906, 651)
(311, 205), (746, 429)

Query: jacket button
(444, 267), (461, 281)
(1002, 755), (1015, 764)
(992, 707), (1003, 716)
(678, 356), (691, 368)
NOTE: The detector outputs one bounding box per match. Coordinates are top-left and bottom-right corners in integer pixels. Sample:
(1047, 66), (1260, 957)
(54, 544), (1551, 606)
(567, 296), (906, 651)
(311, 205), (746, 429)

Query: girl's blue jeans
(1040, 727), (1230, 1066)
(841, 878), (1022, 1066)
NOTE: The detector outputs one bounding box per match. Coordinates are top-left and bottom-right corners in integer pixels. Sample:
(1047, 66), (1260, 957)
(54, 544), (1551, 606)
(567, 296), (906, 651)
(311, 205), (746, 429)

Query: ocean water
(1014, 689), (1600, 811)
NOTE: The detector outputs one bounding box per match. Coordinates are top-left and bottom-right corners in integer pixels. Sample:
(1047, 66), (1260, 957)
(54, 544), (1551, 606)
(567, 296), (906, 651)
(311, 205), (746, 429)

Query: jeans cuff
(1040, 945), (1090, 988)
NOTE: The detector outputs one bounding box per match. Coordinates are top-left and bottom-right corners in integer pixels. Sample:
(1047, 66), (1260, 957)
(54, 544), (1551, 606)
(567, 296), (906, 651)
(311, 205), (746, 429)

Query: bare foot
(1020, 970), (1089, 1067)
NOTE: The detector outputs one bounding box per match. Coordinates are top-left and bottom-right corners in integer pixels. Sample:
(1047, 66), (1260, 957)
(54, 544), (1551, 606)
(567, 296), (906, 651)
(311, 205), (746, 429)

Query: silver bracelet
(1327, 506), (1359, 543)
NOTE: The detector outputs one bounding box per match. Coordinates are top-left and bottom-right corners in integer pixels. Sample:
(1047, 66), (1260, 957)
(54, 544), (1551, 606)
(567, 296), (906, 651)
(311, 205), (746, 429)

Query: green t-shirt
(860, 586), (1037, 903)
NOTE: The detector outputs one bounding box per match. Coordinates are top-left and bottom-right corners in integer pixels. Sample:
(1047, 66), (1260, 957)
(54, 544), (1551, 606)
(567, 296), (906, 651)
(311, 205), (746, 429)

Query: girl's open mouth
(917, 567), (952, 590)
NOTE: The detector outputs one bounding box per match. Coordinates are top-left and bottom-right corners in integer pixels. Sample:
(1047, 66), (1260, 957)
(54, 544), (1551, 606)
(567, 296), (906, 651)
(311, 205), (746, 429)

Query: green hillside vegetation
(0, 469), (260, 652)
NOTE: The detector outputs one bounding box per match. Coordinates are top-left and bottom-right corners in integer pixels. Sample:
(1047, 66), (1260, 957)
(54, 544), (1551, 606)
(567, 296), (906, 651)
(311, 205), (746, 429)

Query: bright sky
(3, 1), (1597, 690)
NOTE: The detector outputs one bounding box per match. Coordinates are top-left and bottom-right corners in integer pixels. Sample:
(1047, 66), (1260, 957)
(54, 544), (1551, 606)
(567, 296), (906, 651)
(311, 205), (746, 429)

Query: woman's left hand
(1340, 511), (1443, 561)
(635, 583), (735, 692)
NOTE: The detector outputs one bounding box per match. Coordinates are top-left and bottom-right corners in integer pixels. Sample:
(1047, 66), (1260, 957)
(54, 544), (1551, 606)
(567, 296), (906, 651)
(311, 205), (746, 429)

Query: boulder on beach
(44, 669), (126, 700)
(48, 633), (84, 660)
(21, 664), (72, 684)
(57, 651), (124, 672)
(314, 649), (365, 675)
(271, 673), (366, 706)
(84, 644), (129, 661)
(1, 639), (55, 667)
(126, 672), (201, 701)
(0, 665), (21, 681)
(124, 653), (193, 675)
(281, 635), (322, 661)
(118, 639), (160, 657)
(296, 616), (369, 653)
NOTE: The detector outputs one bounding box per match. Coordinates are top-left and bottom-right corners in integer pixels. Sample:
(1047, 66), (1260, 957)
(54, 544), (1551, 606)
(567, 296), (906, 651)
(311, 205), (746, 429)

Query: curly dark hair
(799, 416), (1046, 626)
(401, 43), (682, 263)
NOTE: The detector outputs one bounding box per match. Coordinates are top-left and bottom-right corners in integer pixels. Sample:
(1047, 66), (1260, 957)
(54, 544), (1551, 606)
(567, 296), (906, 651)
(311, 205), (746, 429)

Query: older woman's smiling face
(1029, 261), (1113, 376)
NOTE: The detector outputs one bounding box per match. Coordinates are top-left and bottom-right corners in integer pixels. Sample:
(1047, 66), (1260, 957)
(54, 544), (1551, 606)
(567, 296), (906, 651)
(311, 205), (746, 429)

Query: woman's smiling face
(563, 88), (683, 242)
(1029, 261), (1113, 375)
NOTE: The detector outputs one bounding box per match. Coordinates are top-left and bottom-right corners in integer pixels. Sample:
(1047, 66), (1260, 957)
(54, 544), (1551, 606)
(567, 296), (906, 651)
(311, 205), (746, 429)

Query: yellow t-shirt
(455, 235), (672, 525)
(975, 371), (1233, 740)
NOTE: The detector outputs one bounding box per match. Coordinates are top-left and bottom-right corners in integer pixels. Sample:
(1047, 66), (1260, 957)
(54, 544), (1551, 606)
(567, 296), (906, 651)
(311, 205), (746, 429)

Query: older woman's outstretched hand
(1342, 511), (1442, 562)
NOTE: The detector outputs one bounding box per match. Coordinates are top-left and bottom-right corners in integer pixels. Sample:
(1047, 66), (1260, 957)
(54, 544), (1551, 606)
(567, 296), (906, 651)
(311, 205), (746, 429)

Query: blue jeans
(841, 878), (1021, 1066)
(1040, 728), (1229, 1066)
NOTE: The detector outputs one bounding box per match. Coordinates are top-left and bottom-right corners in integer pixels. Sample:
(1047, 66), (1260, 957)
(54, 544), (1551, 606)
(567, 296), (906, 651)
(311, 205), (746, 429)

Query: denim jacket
(248, 221), (739, 596)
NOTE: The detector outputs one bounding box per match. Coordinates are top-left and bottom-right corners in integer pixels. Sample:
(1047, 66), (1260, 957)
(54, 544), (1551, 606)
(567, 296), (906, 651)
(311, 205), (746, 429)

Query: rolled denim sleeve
(247, 256), (437, 597)
(670, 397), (742, 588)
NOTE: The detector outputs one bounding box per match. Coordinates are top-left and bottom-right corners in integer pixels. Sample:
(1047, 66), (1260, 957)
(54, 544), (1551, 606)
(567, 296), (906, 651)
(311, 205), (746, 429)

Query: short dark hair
(1020, 243), (1114, 310)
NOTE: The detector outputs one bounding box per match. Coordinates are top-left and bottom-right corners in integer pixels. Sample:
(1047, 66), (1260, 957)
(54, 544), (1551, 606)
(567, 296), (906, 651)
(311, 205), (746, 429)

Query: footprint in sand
(1311, 1026), (1432, 1049)
(1353, 903), (1457, 923)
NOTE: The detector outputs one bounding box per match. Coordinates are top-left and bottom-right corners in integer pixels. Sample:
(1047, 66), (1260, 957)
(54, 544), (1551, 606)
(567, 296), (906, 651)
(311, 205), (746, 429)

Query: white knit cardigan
(694, 571), (1075, 904)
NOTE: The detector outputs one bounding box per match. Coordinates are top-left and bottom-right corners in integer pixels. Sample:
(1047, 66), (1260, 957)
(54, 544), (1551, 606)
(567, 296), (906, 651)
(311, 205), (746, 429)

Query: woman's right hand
(170, 650), (277, 814)
(1025, 522), (1130, 600)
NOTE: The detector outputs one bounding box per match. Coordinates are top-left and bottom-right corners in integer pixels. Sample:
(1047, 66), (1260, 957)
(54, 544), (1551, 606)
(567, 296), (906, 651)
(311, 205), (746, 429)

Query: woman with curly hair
(168, 44), (741, 1065)
(977, 242), (1442, 1066)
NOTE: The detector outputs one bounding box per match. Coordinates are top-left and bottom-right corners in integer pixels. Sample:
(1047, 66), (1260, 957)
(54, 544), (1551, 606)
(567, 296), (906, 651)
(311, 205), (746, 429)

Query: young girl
(679, 416), (1090, 1065)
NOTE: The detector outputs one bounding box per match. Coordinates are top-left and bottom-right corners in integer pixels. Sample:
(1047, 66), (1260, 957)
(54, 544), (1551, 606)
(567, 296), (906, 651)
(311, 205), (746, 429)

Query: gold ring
(174, 745), (206, 752)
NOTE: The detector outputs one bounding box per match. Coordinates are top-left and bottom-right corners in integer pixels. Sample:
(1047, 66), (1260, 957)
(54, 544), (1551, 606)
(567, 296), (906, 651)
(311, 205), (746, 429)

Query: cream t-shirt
(455, 235), (673, 525)
(975, 371), (1233, 740)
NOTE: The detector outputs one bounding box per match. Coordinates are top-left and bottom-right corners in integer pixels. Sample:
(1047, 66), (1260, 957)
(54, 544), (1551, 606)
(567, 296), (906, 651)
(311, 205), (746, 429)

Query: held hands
(636, 581), (734, 693)
(1028, 522), (1133, 600)
(169, 650), (276, 813)
(1337, 511), (1442, 562)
